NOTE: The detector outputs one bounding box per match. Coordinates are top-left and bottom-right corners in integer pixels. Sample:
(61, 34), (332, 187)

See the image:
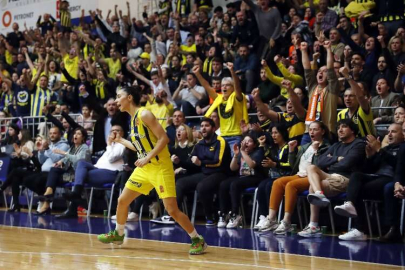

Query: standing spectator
(242, 0), (282, 61)
(371, 78), (400, 125)
(193, 63), (248, 153)
(300, 41), (339, 144)
(316, 0), (338, 33)
(59, 1), (72, 33)
(234, 44), (259, 94)
(337, 67), (376, 137)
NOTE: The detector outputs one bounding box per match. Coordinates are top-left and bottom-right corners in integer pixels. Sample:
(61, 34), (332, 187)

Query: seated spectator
(8, 128), (34, 171)
(152, 124), (201, 224)
(382, 127), (405, 242)
(255, 124), (291, 221)
(334, 123), (404, 241)
(0, 134), (42, 212)
(36, 127), (90, 215)
(176, 118), (231, 225)
(1, 123), (19, 153)
(382, 105), (405, 147)
(371, 78), (400, 125)
(172, 73), (207, 118)
(298, 119), (366, 238)
(257, 121), (330, 233)
(57, 125), (126, 218)
(23, 127), (69, 210)
(218, 131), (265, 229)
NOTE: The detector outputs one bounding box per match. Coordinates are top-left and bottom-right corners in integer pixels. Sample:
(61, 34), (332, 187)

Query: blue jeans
(74, 160), (118, 186)
(223, 135), (242, 157)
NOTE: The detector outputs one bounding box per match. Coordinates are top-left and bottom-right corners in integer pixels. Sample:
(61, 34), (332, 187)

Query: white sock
(188, 229), (199, 239)
(315, 190), (323, 195)
(115, 223), (125, 236)
(309, 222), (319, 227)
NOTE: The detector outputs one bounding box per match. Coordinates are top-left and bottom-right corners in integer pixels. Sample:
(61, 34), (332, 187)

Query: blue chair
(240, 187), (257, 228)
(86, 183), (115, 218)
(0, 155), (12, 208)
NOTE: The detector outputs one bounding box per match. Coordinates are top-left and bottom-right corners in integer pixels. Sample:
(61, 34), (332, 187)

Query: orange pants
(269, 175), (309, 214)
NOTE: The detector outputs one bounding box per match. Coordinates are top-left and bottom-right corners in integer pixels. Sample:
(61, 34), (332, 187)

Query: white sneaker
(111, 212), (139, 221)
(334, 202), (358, 218)
(274, 220), (292, 235)
(259, 218), (278, 232)
(298, 225), (322, 238)
(37, 201), (43, 212)
(254, 215), (267, 230)
(150, 215), (175, 225)
(217, 212), (228, 228)
(307, 192), (330, 207)
(338, 229), (367, 241)
(127, 212), (139, 222)
(226, 214), (242, 229)
(149, 201), (160, 219)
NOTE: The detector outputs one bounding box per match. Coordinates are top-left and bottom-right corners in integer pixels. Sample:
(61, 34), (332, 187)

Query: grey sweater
(243, 0), (282, 41)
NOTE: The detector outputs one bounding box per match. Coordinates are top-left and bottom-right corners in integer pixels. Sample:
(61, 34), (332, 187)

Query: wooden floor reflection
(0, 226), (402, 270)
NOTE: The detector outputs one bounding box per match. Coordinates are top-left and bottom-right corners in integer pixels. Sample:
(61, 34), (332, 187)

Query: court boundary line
(0, 224), (403, 269)
(0, 250), (280, 269)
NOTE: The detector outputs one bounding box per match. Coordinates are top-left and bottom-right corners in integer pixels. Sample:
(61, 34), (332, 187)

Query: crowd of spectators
(0, 0), (405, 243)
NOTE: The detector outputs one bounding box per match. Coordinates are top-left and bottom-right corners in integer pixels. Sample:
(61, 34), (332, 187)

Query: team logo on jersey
(219, 103), (233, 119)
(209, 146), (215, 152)
(17, 91), (29, 103)
(159, 185), (165, 193)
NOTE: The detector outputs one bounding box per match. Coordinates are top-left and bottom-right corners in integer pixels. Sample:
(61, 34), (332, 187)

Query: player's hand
(135, 157), (150, 167)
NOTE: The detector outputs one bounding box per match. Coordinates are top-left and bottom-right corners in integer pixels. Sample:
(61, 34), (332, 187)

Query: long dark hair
(120, 86), (142, 106)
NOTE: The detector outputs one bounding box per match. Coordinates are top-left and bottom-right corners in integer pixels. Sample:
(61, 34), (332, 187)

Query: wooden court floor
(0, 226), (402, 270)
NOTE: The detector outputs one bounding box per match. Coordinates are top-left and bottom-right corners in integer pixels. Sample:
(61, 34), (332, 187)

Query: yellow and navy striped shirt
(337, 107), (376, 137)
(130, 107), (170, 163)
(30, 87), (56, 117)
(60, 9), (71, 28)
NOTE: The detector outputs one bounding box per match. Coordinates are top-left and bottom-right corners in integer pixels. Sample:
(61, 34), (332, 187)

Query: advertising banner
(1, 0), (98, 33)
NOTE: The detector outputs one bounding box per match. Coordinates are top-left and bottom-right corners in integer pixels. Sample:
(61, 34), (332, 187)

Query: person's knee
(117, 195), (131, 207)
(306, 164), (317, 173)
(384, 182), (394, 197)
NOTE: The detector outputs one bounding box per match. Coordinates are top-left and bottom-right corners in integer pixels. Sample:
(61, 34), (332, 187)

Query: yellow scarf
(205, 92), (248, 123)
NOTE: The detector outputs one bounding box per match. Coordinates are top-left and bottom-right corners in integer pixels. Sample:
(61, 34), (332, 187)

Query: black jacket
(191, 134), (231, 175)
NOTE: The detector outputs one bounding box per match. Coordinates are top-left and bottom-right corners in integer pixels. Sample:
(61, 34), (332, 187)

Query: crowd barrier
(0, 105), (397, 139)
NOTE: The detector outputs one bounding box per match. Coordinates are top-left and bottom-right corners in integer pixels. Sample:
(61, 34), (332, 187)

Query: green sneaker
(189, 235), (207, 255)
(97, 230), (125, 245)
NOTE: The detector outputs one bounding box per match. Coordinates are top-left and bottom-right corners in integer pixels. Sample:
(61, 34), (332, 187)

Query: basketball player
(97, 86), (207, 255)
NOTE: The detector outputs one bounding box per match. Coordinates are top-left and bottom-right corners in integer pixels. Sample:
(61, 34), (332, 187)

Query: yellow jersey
(218, 97), (244, 137)
(130, 107), (171, 163)
(61, 55), (79, 82)
(337, 107), (376, 137)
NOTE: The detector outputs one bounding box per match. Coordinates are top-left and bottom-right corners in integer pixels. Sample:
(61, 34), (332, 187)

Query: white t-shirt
(297, 145), (316, 177)
(149, 80), (173, 104)
(178, 85), (206, 107)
